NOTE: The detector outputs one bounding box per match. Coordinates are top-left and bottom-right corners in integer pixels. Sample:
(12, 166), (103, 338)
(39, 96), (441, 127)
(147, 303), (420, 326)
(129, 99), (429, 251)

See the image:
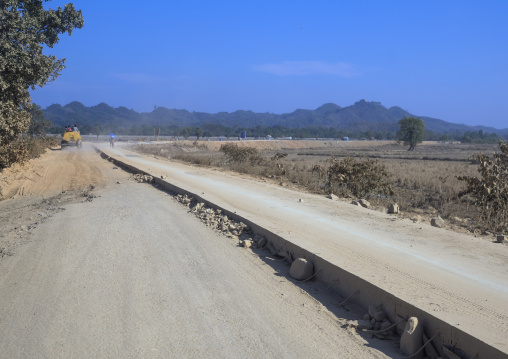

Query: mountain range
(43, 99), (508, 136)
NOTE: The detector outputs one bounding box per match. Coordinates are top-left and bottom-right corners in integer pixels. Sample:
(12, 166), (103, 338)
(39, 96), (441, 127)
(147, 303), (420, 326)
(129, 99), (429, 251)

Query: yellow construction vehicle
(61, 129), (82, 148)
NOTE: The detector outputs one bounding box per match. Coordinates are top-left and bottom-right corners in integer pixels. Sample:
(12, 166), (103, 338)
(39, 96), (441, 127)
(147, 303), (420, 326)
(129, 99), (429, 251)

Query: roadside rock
(373, 310), (386, 322)
(388, 203), (399, 214)
(431, 216), (445, 228)
(368, 305), (377, 318)
(356, 320), (373, 330)
(241, 239), (253, 248)
(400, 317), (424, 358)
(358, 199), (370, 209)
(327, 193), (339, 200)
(351, 200), (361, 206)
(134, 174), (154, 183)
(289, 258), (313, 280)
(497, 234), (506, 243)
(412, 215), (421, 223)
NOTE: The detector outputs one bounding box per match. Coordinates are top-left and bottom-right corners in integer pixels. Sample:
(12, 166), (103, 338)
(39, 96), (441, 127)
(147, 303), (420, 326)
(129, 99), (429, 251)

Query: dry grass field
(132, 140), (502, 237)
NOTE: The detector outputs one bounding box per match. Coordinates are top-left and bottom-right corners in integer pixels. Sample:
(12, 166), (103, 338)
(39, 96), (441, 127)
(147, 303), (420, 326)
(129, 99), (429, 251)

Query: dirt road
(99, 142), (508, 357)
(0, 146), (399, 358)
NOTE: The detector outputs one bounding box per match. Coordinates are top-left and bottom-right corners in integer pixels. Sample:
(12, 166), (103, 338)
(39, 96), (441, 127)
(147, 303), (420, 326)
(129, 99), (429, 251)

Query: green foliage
(324, 157), (394, 198)
(0, 0), (83, 167)
(458, 141), (508, 233)
(397, 117), (425, 151)
(195, 126), (203, 140)
(0, 135), (58, 169)
(28, 103), (52, 137)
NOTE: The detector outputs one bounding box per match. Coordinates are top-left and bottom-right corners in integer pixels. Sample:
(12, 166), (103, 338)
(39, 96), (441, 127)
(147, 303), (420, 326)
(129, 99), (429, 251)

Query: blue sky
(31, 1), (508, 128)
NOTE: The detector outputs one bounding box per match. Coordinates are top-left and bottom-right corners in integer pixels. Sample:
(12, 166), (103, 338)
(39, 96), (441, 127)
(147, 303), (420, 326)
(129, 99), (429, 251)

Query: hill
(43, 100), (508, 136)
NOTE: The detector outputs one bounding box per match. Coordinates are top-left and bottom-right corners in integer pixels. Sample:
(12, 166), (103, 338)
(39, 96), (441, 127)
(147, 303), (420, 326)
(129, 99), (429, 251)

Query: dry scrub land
(133, 139), (501, 239)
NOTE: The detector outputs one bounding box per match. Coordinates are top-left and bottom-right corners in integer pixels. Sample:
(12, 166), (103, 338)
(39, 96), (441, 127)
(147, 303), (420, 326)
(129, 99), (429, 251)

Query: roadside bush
(0, 140), (29, 170)
(0, 136), (58, 170)
(458, 140), (508, 233)
(219, 143), (263, 165)
(324, 156), (394, 198)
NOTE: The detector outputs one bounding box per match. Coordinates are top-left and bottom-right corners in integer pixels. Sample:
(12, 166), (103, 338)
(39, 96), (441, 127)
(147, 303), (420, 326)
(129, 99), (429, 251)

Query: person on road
(109, 133), (115, 147)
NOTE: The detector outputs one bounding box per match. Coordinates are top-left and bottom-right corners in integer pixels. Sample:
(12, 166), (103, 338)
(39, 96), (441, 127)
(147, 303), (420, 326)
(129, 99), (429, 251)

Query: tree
(396, 117), (425, 151)
(195, 126), (203, 140)
(0, 1), (84, 166)
(27, 103), (52, 137)
(180, 127), (190, 139)
(458, 141), (508, 233)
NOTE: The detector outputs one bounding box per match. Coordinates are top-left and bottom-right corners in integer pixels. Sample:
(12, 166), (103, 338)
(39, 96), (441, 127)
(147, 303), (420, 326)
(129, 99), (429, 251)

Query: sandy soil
(0, 145), (401, 358)
(99, 142), (508, 357)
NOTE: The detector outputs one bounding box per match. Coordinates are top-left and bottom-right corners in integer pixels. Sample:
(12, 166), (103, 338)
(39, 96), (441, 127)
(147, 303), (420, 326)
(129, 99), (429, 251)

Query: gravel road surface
(100, 142), (508, 356)
(0, 145), (399, 358)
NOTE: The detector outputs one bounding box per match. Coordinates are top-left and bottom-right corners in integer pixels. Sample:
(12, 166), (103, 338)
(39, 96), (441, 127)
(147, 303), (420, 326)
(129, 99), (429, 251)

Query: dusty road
(100, 142), (508, 356)
(0, 146), (399, 358)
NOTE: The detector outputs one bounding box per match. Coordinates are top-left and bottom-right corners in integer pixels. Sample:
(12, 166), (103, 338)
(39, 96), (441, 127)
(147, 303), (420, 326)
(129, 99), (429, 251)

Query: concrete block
(431, 216), (445, 228)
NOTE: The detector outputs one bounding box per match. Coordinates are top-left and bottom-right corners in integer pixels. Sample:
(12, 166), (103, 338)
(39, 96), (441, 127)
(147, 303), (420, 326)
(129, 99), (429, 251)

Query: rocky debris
(0, 247), (12, 258)
(175, 194), (255, 242)
(160, 175), (167, 179)
(358, 199), (371, 209)
(133, 174), (154, 183)
(412, 215), (422, 223)
(356, 320), (373, 330)
(355, 307), (395, 337)
(497, 234), (506, 243)
(327, 193), (339, 200)
(431, 216), (445, 228)
(240, 239), (253, 248)
(400, 317), (424, 358)
(373, 310), (386, 322)
(289, 258), (313, 280)
(368, 305), (377, 318)
(252, 234), (268, 248)
(388, 203), (399, 214)
(351, 200), (361, 206)
(176, 194), (193, 206)
(298, 198), (304, 203)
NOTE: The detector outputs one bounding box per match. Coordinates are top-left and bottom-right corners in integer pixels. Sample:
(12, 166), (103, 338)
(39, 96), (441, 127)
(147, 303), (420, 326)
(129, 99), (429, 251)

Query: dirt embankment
(0, 146), (110, 257)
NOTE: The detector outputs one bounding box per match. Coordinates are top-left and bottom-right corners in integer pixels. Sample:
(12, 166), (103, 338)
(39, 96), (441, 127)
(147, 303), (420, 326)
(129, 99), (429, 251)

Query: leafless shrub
(458, 141), (508, 233)
(324, 157), (394, 198)
(219, 143), (264, 165)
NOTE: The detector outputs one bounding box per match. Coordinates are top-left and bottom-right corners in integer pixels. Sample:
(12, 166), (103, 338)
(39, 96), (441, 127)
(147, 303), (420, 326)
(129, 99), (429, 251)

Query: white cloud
(253, 61), (360, 77)
(111, 72), (165, 84)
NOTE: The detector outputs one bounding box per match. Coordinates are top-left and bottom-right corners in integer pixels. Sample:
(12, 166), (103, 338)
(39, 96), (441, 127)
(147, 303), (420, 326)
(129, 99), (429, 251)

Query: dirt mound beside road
(0, 145), (107, 200)
(0, 144), (112, 257)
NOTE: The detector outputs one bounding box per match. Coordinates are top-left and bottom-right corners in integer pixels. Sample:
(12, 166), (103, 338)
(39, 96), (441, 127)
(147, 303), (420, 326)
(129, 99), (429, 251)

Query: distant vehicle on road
(61, 126), (82, 148)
